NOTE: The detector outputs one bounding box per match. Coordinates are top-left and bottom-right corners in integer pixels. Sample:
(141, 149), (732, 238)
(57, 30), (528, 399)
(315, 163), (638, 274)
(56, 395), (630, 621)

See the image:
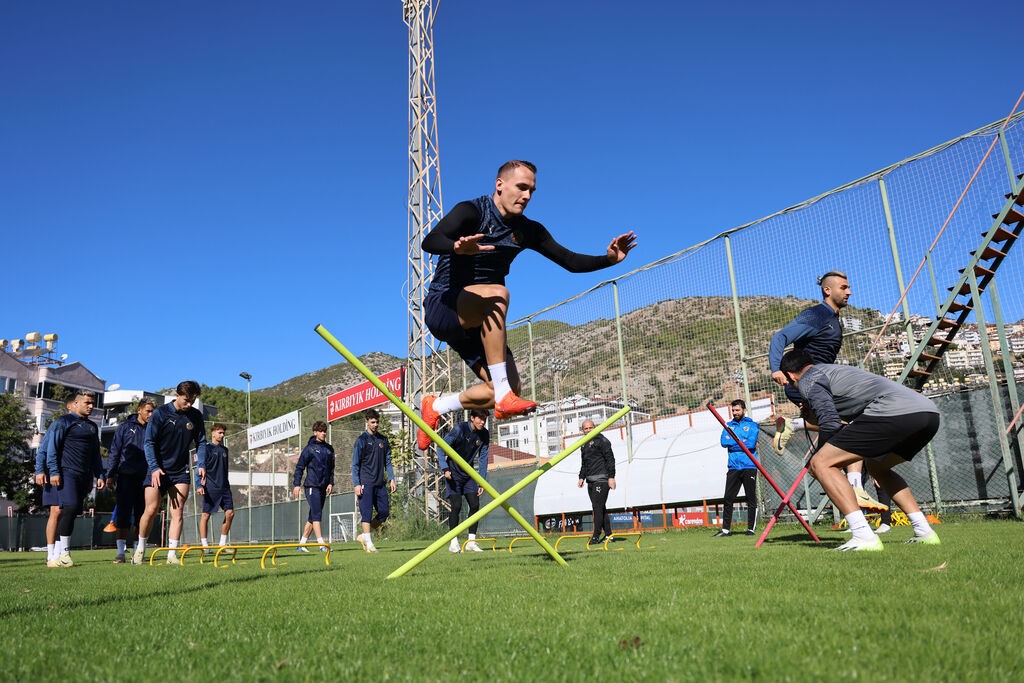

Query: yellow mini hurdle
(260, 543), (332, 569)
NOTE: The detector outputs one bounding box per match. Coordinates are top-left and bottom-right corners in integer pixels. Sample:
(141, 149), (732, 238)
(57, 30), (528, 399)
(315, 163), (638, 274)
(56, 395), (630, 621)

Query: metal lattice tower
(403, 0), (448, 407)
(404, 0), (450, 520)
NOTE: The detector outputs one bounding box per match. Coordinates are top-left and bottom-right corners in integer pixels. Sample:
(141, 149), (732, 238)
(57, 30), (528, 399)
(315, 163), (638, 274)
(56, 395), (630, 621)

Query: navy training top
(352, 430), (394, 487)
(144, 401), (206, 477)
(768, 302), (843, 372)
(294, 436), (336, 488)
(46, 412), (102, 477)
(437, 422), (489, 485)
(423, 195), (612, 293)
(108, 414), (149, 477)
(197, 442), (230, 491)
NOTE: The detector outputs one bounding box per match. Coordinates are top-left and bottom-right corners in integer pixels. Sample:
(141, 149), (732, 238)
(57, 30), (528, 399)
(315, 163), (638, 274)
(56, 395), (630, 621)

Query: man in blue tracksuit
(438, 409), (490, 553)
(715, 399), (759, 537)
(352, 409), (395, 553)
(105, 397), (157, 563)
(135, 380), (205, 565)
(46, 389), (105, 566)
(196, 423), (234, 553)
(292, 421), (335, 552)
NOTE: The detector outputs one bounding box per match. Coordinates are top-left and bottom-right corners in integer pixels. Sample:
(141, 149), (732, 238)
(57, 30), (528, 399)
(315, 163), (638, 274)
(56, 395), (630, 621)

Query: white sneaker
(364, 542), (378, 553)
(875, 523), (891, 534)
(57, 553), (74, 567)
(773, 417), (794, 455)
(465, 541), (483, 552)
(905, 531), (941, 545)
(449, 539), (462, 554)
(131, 548), (145, 565)
(833, 535), (884, 552)
(166, 554), (181, 565)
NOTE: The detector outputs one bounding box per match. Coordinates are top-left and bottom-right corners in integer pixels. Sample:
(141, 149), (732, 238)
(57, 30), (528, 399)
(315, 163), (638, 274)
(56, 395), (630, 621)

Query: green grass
(2, 520), (1022, 682)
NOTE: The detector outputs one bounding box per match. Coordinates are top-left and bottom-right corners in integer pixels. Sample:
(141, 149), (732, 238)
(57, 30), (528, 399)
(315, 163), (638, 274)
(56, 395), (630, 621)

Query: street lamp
(547, 357), (570, 453)
(239, 371), (252, 542)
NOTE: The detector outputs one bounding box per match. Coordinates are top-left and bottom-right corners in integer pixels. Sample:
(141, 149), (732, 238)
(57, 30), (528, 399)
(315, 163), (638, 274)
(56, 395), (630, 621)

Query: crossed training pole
(705, 402), (820, 544)
(314, 324), (630, 579)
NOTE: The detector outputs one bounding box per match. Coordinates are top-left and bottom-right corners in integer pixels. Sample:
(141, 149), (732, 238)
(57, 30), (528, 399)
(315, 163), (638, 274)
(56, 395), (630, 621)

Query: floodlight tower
(404, 0), (450, 519)
(404, 0), (449, 422)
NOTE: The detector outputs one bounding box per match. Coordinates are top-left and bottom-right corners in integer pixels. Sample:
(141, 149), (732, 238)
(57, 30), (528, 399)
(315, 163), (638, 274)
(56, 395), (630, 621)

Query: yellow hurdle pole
(314, 324), (566, 563)
(387, 405), (630, 579)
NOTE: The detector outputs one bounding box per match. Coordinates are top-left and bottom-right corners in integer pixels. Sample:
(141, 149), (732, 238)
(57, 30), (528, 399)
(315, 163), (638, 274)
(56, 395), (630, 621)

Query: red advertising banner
(327, 367), (405, 421)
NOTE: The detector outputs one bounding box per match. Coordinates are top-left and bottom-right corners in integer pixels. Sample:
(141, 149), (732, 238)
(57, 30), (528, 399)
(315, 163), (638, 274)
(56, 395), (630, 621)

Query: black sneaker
(713, 530), (731, 537)
(588, 536), (603, 545)
(744, 530), (756, 536)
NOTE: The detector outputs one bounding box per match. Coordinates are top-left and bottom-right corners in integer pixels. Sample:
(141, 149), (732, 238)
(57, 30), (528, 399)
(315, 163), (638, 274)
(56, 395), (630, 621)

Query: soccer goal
(329, 512), (357, 544)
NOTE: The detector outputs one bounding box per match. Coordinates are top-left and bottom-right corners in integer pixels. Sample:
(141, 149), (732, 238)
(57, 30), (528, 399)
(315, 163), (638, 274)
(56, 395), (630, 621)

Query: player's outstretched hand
(453, 234), (496, 255)
(606, 231), (637, 264)
(771, 370), (789, 386)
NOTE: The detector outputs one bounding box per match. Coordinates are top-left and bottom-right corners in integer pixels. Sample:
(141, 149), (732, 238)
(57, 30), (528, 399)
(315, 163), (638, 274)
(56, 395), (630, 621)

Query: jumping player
(134, 381), (205, 565)
(779, 349), (941, 551)
(292, 421), (335, 552)
(46, 389), (106, 567)
(768, 270), (884, 511)
(105, 397), (157, 563)
(438, 409), (490, 553)
(352, 409), (395, 553)
(417, 160), (637, 450)
(196, 423), (234, 553)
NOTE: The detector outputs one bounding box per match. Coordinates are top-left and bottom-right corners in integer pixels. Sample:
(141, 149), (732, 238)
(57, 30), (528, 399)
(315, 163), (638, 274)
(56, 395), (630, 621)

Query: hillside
(249, 296), (882, 418)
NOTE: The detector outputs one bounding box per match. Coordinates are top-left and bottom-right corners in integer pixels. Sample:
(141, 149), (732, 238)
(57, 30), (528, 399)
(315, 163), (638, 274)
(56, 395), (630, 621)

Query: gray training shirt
(797, 364), (939, 434)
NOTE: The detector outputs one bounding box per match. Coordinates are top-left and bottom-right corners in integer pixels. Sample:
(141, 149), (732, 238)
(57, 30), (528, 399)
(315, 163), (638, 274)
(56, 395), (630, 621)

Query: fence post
(612, 280), (634, 462)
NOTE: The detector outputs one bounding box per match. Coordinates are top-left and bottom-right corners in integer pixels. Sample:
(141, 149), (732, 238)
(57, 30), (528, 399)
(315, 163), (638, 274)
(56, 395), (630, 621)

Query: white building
(495, 395), (650, 458)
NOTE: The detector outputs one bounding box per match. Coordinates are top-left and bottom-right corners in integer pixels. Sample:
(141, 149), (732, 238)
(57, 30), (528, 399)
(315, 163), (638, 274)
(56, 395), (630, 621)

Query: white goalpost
(328, 512), (357, 544)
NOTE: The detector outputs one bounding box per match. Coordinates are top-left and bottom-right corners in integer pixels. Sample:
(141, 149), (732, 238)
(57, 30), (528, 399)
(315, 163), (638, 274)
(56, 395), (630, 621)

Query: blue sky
(2, 1), (1020, 393)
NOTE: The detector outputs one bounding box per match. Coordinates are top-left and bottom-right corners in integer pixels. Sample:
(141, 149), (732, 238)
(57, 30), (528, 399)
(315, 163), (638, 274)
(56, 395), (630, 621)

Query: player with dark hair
(352, 409), (395, 553)
(45, 389), (105, 567)
(134, 380), (205, 565)
(779, 349), (940, 551)
(768, 270), (885, 511)
(293, 421), (335, 552)
(34, 399), (72, 567)
(417, 160), (637, 450)
(438, 409), (490, 553)
(714, 399), (759, 537)
(105, 397), (157, 563)
(196, 423), (234, 553)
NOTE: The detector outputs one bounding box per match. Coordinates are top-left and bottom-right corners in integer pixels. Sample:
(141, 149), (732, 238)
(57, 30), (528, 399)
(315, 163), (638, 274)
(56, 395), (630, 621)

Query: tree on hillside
(0, 394), (34, 510)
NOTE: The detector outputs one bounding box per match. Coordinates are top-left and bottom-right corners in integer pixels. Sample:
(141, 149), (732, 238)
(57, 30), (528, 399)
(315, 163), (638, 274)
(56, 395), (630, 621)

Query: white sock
(201, 538), (209, 547)
(168, 538), (179, 558)
(219, 534), (228, 546)
(434, 393), (463, 415)
(47, 543), (55, 561)
(468, 533), (476, 540)
(116, 539), (127, 554)
(488, 363), (512, 403)
(790, 417), (805, 430)
(317, 537), (325, 543)
(908, 511), (933, 537)
(844, 510), (875, 540)
(300, 536), (308, 544)
(59, 536), (70, 555)
(364, 533), (376, 547)
(847, 471), (863, 489)
(136, 539), (146, 553)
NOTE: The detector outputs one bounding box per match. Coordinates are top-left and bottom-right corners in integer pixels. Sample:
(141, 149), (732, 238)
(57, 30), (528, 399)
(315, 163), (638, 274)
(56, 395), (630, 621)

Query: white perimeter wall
(534, 399), (773, 516)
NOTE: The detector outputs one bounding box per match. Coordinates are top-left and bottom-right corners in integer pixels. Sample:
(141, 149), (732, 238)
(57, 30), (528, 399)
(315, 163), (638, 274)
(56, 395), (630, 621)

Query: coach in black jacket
(577, 419), (617, 544)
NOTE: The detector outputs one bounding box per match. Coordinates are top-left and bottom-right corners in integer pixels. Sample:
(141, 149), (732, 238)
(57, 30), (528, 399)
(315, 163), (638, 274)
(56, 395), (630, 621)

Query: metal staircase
(899, 173), (1024, 388)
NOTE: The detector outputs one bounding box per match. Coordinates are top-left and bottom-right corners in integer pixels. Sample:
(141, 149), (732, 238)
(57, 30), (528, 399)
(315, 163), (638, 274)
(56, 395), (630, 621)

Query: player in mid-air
(417, 160), (637, 450)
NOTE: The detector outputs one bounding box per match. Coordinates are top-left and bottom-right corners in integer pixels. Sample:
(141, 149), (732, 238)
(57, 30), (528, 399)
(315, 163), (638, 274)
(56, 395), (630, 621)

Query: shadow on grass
(760, 531), (831, 547)
(0, 565), (330, 618)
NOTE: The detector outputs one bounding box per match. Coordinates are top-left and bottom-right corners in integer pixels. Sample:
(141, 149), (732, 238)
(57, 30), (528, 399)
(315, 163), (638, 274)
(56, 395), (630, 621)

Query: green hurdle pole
(314, 324), (580, 567)
(387, 405), (630, 578)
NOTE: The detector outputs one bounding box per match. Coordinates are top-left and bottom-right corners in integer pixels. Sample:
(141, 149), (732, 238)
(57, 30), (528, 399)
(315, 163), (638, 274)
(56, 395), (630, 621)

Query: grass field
(2, 519), (1022, 682)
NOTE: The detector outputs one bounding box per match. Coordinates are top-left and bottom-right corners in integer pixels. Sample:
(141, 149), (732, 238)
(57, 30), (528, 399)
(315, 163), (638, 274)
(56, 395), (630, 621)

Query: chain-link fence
(425, 112), (1024, 533)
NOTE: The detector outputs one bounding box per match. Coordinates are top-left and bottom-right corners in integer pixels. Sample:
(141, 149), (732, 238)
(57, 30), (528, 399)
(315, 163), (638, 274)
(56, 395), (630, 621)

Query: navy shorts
(57, 470), (94, 509)
(146, 470), (191, 491)
(202, 488), (234, 513)
(828, 412), (940, 461)
(114, 473), (147, 528)
(41, 482), (60, 507)
(446, 476), (479, 498)
(424, 290), (512, 370)
(357, 483), (390, 524)
(304, 486), (327, 522)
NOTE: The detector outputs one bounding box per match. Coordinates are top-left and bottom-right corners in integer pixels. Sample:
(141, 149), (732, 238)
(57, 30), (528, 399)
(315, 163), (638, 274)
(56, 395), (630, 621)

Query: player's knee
(225, 509), (234, 521)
